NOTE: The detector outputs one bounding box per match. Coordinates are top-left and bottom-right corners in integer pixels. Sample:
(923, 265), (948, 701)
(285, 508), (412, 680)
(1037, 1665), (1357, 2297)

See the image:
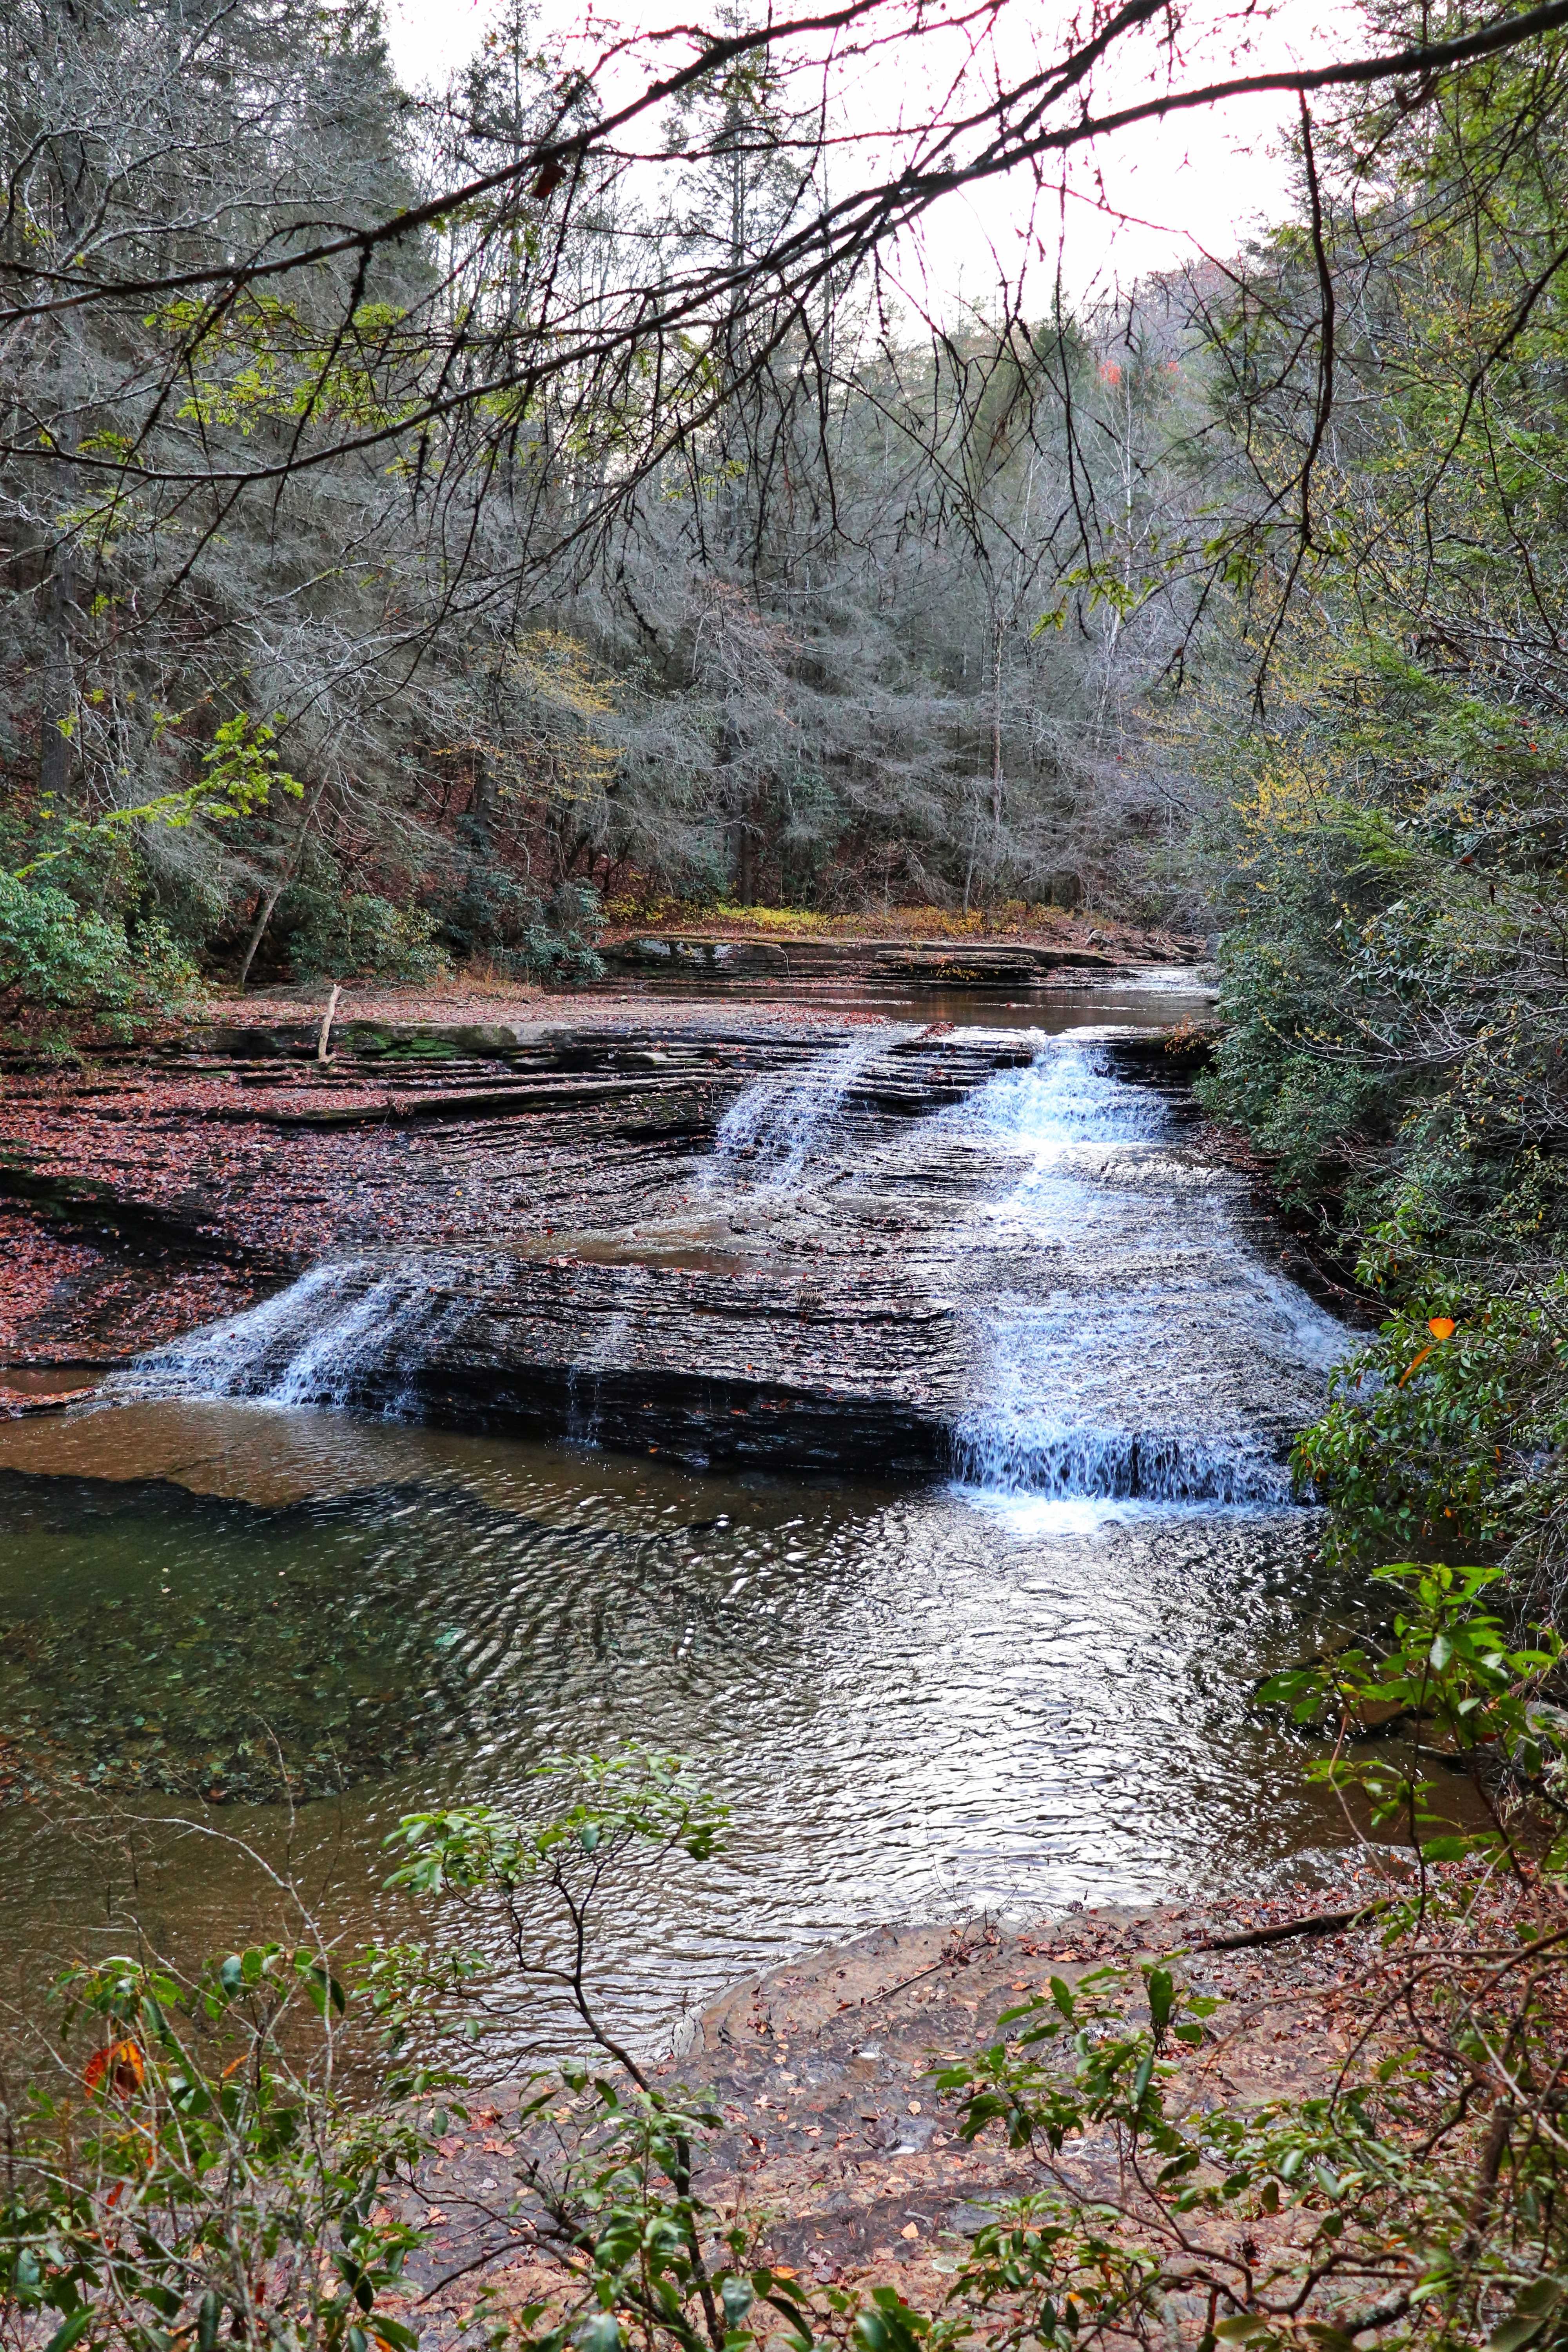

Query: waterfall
(946, 1040), (1345, 1510)
(955, 1041), (1171, 1155)
(708, 1026), (902, 1193)
(951, 1417), (1294, 1506)
(111, 1258), (462, 1414)
(107, 1030), (1345, 1503)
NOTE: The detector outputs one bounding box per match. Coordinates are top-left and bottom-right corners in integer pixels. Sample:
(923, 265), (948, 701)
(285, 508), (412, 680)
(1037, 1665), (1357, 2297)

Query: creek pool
(0, 991), (1369, 2056)
(0, 1406), (1360, 2051)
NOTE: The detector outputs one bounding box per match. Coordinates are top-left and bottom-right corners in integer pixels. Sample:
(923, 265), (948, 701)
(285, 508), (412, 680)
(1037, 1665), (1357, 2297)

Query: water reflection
(0, 1402), (1359, 2050)
(0, 987), (1368, 2056)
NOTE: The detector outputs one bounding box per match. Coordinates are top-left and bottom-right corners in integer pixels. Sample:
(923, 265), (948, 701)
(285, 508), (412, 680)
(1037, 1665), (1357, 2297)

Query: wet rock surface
(2, 1002), (1232, 1476)
(0, 1009), (886, 1396)
(601, 932), (1130, 989)
(397, 1875), (1395, 2338)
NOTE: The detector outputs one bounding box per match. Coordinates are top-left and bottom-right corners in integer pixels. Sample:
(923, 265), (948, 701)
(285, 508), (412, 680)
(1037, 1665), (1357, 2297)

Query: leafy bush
(1191, 644), (1568, 1593)
(0, 1937), (447, 2352)
(438, 860), (604, 982)
(280, 883), (447, 983)
(1294, 1296), (1568, 1610)
(8, 1647), (1568, 2352)
(0, 871), (194, 1029)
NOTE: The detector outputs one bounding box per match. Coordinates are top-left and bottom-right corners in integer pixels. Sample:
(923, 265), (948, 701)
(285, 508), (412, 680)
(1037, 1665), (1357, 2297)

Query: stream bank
(396, 1869), (1403, 2339)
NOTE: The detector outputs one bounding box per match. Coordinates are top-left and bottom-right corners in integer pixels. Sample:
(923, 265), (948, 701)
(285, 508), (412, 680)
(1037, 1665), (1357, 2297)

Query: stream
(0, 983), (1365, 2055)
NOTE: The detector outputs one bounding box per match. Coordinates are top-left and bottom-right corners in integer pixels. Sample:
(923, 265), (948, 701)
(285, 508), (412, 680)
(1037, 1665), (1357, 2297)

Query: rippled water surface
(0, 1000), (1368, 2051)
(0, 1408), (1358, 2044)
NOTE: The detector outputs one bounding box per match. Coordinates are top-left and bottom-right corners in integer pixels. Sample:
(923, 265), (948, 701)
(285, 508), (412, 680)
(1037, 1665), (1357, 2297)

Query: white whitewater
(113, 1258), (465, 1412)
(109, 1031), (1346, 1508)
(947, 1040), (1346, 1508)
(707, 1025), (904, 1193)
(113, 1028), (910, 1413)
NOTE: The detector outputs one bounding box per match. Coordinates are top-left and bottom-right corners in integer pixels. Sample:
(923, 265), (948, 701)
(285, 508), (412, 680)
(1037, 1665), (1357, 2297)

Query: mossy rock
(379, 1031), (459, 1060)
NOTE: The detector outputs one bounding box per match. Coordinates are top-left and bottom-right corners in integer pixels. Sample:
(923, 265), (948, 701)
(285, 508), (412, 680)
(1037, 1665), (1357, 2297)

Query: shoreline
(397, 1867), (1400, 2336)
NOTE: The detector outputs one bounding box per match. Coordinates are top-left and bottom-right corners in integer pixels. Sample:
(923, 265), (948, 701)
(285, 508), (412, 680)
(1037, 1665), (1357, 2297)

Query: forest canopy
(3, 0), (1217, 987)
(7, 0), (1568, 993)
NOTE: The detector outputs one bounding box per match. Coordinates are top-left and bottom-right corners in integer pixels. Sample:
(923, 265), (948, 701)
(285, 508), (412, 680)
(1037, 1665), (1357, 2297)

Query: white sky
(383, 0), (1367, 305)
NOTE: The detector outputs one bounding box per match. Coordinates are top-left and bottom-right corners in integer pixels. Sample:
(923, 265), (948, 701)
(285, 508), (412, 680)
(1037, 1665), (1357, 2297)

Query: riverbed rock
(394, 1871), (1401, 2337)
(0, 996), (1328, 1492)
(0, 1013), (1013, 1450)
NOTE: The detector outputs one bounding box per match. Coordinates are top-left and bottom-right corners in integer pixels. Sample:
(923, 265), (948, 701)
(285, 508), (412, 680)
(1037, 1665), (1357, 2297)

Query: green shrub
(280, 884), (447, 982)
(7, 1686), (1568, 2352)
(0, 871), (194, 1027)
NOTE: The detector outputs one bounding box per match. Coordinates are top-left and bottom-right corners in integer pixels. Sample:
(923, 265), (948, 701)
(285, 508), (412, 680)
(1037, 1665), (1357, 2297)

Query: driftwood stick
(1196, 1900), (1392, 1954)
(317, 982), (341, 1065)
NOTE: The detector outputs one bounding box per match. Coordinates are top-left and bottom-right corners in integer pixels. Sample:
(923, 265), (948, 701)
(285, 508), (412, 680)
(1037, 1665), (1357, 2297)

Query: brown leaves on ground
(401, 1874), (1402, 2338)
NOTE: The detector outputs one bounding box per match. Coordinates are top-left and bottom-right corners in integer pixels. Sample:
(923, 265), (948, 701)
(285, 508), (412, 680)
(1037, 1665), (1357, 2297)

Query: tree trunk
(236, 779), (326, 990)
(38, 539), (76, 802)
(989, 614), (1005, 859)
(317, 982), (341, 1063)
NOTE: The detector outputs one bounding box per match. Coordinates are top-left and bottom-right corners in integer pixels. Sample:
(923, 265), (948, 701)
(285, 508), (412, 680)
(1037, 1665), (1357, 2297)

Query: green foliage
(1187, 27), (1568, 1592)
(490, 2071), (813, 2352)
(1196, 922), (1383, 1209)
(18, 713), (304, 882)
(1194, 644), (1568, 1241)
(2, 709), (305, 1020)
(1191, 639), (1568, 1590)
(385, 1749), (729, 1901)
(938, 1960), (1217, 2160)
(1294, 1296), (1568, 1582)
(0, 870), (195, 1029)
(279, 882), (446, 983)
(437, 859), (604, 983)
(0, 1943), (430, 2352)
(1261, 1559), (1568, 1871)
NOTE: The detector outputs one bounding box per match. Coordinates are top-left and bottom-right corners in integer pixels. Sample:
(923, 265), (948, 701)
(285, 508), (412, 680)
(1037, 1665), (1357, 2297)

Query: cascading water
(108, 1026), (1345, 1504)
(707, 1025), (906, 1193)
(115, 1027), (924, 1417)
(9, 1009), (1373, 2000)
(112, 1258), (466, 1414)
(947, 1040), (1345, 1509)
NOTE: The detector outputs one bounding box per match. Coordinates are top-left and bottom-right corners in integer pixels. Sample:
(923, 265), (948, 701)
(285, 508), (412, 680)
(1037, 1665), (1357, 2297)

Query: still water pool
(0, 1401), (1360, 2052)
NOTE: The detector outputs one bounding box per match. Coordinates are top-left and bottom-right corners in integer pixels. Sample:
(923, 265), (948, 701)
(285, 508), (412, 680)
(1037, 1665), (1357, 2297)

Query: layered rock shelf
(601, 933), (1136, 990)
(0, 1000), (1214, 1470)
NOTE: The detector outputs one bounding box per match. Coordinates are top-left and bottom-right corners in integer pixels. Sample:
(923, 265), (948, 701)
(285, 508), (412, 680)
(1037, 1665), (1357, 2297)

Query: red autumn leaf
(83, 2038), (145, 2096)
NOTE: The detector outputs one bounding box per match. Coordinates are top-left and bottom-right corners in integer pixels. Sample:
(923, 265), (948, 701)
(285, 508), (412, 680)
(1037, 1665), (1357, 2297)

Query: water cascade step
(110, 1027), (1345, 1489)
(707, 1025), (918, 1192)
(945, 1046), (1345, 1507)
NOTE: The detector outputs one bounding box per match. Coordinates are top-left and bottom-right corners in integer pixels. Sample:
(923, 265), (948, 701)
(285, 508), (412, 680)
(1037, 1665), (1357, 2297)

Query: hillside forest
(5, 0), (1568, 1601)
(1, 0), (1567, 1587)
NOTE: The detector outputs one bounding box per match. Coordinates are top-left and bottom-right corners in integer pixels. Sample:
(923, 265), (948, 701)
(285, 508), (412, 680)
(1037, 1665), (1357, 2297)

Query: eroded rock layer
(1, 1000), (1333, 1494)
